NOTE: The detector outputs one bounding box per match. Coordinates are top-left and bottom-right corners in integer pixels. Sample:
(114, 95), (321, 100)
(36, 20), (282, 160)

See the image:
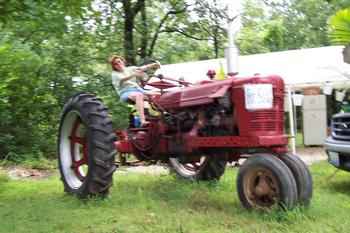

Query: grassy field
(1, 162), (350, 233)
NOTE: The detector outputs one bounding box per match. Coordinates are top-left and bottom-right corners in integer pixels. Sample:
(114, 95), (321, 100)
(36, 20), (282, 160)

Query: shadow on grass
(327, 179), (350, 196)
(314, 166), (350, 196)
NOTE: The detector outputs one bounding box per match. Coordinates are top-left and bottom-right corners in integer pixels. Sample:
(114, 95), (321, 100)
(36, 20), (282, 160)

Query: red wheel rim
(69, 117), (88, 181)
(169, 156), (208, 176)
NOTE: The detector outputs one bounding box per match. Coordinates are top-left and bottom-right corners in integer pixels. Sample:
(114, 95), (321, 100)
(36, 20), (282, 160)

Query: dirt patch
(295, 147), (327, 166)
(116, 165), (169, 175)
(0, 147), (327, 180)
(1, 166), (54, 180)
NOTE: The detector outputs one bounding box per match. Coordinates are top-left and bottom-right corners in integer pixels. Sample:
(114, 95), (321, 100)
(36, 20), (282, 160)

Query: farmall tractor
(58, 73), (312, 210)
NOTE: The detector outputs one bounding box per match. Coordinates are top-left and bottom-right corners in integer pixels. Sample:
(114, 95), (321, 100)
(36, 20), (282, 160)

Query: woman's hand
(134, 69), (149, 87)
(150, 61), (161, 70)
(139, 61), (161, 72)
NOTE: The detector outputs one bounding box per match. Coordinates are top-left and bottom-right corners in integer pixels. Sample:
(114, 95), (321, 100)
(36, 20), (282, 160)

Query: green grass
(1, 162), (350, 233)
(0, 170), (9, 183)
(296, 133), (304, 147)
(20, 157), (57, 170)
(288, 133), (304, 148)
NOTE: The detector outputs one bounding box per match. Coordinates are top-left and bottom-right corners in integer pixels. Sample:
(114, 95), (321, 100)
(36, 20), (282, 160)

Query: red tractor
(58, 74), (312, 210)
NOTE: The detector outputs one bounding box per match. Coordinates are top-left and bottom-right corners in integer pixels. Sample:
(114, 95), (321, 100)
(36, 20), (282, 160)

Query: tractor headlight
(244, 84), (273, 110)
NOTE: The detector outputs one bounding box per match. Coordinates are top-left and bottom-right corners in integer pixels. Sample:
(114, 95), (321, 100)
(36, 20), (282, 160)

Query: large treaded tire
(278, 154), (313, 206)
(169, 156), (226, 181)
(237, 155), (298, 210)
(58, 93), (117, 198)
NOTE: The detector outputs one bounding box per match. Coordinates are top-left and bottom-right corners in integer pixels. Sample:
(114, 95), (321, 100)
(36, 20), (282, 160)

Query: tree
(329, 8), (350, 45)
(162, 0), (231, 58)
(121, 0), (145, 64)
(0, 1), (107, 160)
(97, 0), (188, 64)
(236, 0), (270, 55)
(328, 8), (350, 63)
(237, 0), (350, 55)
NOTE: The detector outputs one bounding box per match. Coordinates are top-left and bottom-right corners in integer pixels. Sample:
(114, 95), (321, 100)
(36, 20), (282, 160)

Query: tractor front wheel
(237, 155), (298, 210)
(278, 154), (313, 206)
(58, 93), (117, 198)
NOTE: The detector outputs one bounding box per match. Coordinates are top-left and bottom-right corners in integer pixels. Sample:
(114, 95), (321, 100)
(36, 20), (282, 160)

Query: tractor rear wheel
(237, 155), (298, 210)
(278, 154), (313, 206)
(58, 93), (117, 198)
(169, 156), (226, 181)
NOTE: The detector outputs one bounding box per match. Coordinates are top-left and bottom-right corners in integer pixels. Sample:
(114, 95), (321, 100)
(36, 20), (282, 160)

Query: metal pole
(287, 86), (296, 154)
(293, 91), (298, 142)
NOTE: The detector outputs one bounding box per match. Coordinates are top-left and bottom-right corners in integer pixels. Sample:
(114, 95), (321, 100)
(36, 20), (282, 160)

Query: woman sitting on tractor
(110, 55), (160, 126)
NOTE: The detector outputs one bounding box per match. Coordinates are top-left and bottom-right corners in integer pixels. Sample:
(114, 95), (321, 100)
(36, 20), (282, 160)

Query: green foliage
(263, 20), (286, 52)
(21, 157), (57, 170)
(0, 153), (57, 170)
(0, 2), (126, 162)
(237, 0), (270, 54)
(0, 33), (50, 160)
(154, 34), (214, 63)
(329, 8), (350, 45)
(238, 0), (350, 54)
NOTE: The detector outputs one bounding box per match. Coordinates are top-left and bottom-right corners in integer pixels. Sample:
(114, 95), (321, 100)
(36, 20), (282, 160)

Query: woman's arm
(138, 62), (160, 72)
(117, 63), (159, 87)
(119, 69), (144, 84)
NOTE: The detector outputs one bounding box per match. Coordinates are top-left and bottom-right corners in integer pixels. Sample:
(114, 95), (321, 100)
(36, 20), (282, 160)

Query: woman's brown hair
(109, 55), (126, 70)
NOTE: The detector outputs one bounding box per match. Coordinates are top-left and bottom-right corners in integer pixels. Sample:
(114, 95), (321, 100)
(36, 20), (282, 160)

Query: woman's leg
(128, 92), (148, 125)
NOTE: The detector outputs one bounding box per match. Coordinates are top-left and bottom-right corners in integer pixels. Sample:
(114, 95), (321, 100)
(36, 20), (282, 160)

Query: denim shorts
(119, 87), (144, 102)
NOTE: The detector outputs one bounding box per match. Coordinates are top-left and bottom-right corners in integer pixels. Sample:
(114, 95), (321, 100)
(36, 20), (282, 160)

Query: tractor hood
(155, 79), (234, 110)
(154, 75), (284, 110)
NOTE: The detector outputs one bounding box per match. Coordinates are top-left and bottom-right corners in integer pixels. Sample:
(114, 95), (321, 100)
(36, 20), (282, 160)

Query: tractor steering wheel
(136, 61), (161, 89)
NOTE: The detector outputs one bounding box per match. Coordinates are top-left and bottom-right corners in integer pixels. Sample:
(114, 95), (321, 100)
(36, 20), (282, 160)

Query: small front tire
(237, 154), (298, 210)
(278, 154), (313, 206)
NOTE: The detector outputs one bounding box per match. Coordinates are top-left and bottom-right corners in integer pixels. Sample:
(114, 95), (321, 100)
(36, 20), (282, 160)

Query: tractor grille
(233, 75), (285, 137)
(248, 93), (284, 133)
(250, 111), (284, 131)
(332, 114), (350, 141)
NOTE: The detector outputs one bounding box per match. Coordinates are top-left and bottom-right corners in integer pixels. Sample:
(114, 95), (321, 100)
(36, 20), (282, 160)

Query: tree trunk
(213, 27), (219, 58)
(122, 0), (145, 65)
(139, 1), (148, 59)
(124, 17), (135, 65)
(123, 0), (136, 65)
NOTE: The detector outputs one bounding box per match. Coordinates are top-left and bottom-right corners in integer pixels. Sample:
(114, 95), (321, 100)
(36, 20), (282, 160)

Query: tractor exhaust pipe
(225, 0), (241, 74)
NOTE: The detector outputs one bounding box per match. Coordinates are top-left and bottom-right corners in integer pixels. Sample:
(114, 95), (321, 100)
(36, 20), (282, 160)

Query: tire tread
(58, 92), (117, 198)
